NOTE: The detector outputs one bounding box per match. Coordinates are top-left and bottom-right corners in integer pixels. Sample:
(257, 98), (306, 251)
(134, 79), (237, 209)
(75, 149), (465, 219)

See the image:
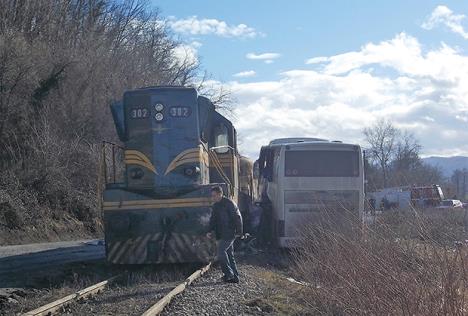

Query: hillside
(422, 156), (468, 177)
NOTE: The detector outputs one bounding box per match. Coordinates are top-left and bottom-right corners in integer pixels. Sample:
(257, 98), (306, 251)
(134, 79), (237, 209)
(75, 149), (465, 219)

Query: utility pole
(455, 171), (461, 199)
(363, 150), (367, 196)
(464, 169), (467, 200)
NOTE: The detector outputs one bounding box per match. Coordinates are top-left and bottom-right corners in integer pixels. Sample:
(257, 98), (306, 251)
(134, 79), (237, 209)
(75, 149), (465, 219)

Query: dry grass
(246, 269), (312, 315)
(293, 208), (468, 315)
(0, 0), (204, 245)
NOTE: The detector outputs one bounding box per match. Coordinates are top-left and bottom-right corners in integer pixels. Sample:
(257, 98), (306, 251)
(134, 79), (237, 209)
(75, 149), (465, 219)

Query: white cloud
(318, 33), (427, 75)
(305, 56), (329, 64)
(190, 41), (203, 49)
(224, 33), (468, 159)
(173, 41), (200, 66)
(422, 5), (468, 39)
(233, 70), (256, 78)
(167, 16), (261, 38)
(246, 52), (281, 60)
(246, 52), (281, 64)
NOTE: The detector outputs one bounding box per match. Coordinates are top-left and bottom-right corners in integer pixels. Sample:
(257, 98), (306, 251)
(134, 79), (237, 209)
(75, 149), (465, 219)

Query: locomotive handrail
(101, 140), (124, 149)
(207, 150), (232, 187)
(200, 142), (232, 190)
(202, 142), (233, 194)
(100, 141), (124, 184)
(97, 141), (125, 211)
(207, 149), (238, 199)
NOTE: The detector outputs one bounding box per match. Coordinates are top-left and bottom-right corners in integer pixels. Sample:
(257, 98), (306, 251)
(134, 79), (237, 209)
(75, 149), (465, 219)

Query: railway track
(21, 263), (211, 316)
(23, 276), (121, 316)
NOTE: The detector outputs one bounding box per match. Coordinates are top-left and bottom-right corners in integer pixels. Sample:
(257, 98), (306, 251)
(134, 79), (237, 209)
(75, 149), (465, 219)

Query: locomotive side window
(130, 107), (149, 119)
(214, 124), (229, 153)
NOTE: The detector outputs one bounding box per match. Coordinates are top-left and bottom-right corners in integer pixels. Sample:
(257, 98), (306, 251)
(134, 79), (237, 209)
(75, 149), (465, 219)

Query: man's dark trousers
(217, 239), (238, 279)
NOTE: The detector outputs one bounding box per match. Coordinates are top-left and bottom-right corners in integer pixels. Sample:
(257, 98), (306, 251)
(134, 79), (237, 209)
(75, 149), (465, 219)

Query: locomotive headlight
(154, 112), (164, 121)
(184, 166), (200, 177)
(154, 103), (164, 112)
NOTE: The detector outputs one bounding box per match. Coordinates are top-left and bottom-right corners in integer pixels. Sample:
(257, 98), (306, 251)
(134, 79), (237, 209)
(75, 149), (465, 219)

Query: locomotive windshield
(285, 150), (359, 177)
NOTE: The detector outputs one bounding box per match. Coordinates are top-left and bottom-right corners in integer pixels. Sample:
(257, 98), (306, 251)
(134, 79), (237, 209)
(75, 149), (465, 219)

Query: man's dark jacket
(209, 197), (243, 240)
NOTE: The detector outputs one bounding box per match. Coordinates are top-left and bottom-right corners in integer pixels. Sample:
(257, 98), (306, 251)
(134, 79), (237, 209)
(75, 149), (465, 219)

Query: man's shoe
(222, 275), (234, 282)
(226, 276), (239, 283)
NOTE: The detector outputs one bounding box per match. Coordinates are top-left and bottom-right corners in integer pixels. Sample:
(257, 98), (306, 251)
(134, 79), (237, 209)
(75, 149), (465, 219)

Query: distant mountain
(422, 156), (468, 177)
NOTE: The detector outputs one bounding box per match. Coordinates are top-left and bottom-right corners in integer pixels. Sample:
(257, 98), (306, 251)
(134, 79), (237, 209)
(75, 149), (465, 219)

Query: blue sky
(152, 1), (468, 158)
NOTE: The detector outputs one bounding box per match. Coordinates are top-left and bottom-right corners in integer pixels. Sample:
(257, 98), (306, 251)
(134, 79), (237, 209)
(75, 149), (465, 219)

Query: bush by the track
(0, 0), (202, 244)
(293, 208), (468, 315)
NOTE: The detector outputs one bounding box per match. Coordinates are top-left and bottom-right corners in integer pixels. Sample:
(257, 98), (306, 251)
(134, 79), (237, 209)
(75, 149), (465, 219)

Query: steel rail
(141, 263), (211, 316)
(22, 275), (120, 316)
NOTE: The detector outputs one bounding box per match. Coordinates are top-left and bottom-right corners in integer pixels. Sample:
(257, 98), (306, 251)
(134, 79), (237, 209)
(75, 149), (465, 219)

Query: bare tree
(451, 169), (468, 200)
(364, 122), (444, 190)
(394, 131), (421, 171)
(196, 71), (235, 113)
(363, 119), (399, 188)
(0, 0), (212, 240)
(390, 131), (423, 186)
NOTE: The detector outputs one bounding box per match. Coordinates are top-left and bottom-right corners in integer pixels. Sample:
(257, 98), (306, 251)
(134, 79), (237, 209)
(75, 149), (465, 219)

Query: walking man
(207, 186), (243, 283)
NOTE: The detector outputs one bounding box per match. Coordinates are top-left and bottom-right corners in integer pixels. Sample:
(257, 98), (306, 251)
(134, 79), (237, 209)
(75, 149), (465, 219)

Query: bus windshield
(285, 150), (359, 177)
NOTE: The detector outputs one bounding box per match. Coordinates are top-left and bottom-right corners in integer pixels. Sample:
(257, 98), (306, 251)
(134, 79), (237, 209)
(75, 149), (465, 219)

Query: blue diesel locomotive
(101, 86), (251, 264)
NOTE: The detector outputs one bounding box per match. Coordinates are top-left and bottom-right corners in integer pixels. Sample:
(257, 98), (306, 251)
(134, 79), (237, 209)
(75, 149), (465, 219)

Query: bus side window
(214, 124), (229, 153)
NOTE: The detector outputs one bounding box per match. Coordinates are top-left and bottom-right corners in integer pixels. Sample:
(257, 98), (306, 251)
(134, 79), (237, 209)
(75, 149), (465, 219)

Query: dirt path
(0, 239), (105, 287)
(0, 239), (102, 258)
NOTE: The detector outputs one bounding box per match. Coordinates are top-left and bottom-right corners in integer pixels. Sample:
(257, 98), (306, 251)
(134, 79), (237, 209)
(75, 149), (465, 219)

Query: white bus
(256, 138), (365, 247)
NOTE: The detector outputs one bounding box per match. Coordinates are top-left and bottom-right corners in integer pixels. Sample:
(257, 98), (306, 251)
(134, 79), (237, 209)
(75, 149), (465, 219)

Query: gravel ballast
(161, 264), (267, 315)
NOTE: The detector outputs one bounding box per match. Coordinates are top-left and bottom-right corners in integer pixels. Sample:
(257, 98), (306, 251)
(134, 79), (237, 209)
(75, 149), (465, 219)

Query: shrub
(293, 209), (468, 315)
(0, 0), (207, 242)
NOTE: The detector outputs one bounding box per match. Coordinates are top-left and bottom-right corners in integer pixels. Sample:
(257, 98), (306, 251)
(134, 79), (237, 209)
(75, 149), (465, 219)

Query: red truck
(410, 185), (444, 208)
